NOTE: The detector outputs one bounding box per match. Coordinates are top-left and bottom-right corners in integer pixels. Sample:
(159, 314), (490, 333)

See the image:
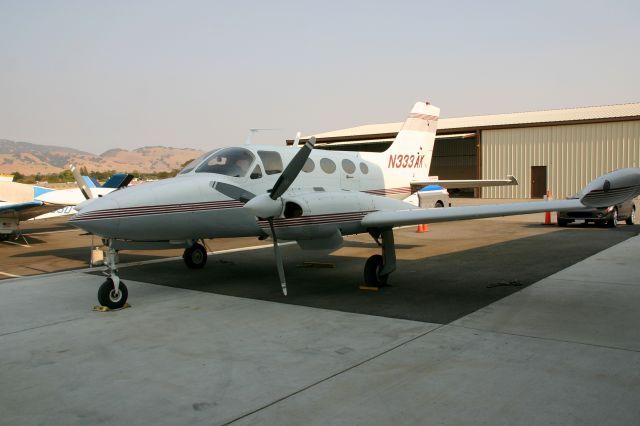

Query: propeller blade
(268, 218), (288, 296)
(270, 136), (315, 200)
(70, 164), (93, 200)
(212, 181), (256, 203)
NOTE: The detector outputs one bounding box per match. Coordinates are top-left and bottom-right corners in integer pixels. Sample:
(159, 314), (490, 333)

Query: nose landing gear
(97, 241), (128, 310)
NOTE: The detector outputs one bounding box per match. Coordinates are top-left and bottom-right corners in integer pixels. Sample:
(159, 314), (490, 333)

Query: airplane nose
(69, 196), (121, 236)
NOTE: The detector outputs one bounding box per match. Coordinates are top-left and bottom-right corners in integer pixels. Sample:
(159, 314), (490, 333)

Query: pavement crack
(0, 317), (85, 338)
(221, 323), (446, 425)
(451, 323), (640, 354)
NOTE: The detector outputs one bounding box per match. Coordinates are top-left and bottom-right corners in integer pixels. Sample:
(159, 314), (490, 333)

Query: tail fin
(102, 173), (134, 189)
(365, 102), (439, 186)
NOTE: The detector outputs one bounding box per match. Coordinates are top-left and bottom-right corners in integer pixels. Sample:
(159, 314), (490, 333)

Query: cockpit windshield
(195, 147), (256, 178)
(179, 150), (218, 175)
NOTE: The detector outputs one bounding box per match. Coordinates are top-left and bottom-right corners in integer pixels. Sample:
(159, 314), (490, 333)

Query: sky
(1, 0), (639, 154)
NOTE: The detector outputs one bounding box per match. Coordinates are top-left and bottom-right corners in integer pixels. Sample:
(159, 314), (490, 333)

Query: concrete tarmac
(1, 212), (640, 425)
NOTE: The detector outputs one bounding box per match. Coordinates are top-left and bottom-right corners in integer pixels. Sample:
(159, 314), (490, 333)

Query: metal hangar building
(294, 103), (640, 199)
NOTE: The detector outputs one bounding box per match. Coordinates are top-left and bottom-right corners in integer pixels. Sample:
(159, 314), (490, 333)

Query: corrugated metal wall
(482, 120), (640, 198)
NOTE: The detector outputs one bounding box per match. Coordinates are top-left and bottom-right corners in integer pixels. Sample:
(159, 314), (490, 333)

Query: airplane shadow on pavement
(109, 226), (637, 325)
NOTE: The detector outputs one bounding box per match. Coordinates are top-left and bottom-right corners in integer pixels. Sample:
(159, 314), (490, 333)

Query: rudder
(382, 101), (440, 182)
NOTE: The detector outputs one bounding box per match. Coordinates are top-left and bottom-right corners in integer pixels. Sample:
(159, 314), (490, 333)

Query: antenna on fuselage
(244, 128), (281, 146)
(292, 131), (301, 148)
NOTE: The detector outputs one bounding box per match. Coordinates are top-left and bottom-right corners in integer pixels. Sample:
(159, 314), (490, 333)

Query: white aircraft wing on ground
(364, 169), (640, 228)
(362, 199), (583, 227)
(0, 201), (63, 237)
(0, 201), (62, 221)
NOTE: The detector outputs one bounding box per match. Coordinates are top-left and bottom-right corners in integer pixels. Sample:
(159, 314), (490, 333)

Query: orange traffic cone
(543, 190), (553, 225)
(416, 224), (429, 233)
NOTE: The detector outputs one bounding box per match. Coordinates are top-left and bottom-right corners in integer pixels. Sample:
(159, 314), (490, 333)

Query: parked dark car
(557, 197), (636, 227)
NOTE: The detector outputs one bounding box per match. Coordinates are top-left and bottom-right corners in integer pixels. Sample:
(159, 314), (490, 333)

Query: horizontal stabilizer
(412, 175), (518, 189)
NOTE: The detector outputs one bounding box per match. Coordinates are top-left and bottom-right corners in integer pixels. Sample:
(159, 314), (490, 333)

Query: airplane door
(531, 166), (547, 198)
(340, 158), (360, 191)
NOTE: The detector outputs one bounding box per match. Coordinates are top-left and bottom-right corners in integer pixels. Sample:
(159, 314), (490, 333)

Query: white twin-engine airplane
(70, 101), (640, 309)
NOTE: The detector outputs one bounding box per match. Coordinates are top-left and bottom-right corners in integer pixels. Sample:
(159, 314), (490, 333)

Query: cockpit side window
(250, 165), (263, 179)
(257, 151), (283, 175)
(195, 148), (255, 178)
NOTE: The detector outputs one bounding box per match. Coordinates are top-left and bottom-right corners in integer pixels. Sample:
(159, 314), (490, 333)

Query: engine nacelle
(259, 190), (415, 246)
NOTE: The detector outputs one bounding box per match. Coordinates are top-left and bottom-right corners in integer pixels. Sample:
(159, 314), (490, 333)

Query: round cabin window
(342, 159), (356, 174)
(320, 158), (336, 174)
(302, 158), (315, 173)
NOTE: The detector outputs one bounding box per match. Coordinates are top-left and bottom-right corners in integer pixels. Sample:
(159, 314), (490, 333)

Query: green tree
(58, 169), (74, 182)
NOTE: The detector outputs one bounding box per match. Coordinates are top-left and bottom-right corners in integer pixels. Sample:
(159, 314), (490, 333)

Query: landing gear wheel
(626, 206), (635, 225)
(557, 218), (569, 227)
(607, 208), (618, 228)
(183, 243), (207, 269)
(98, 279), (128, 310)
(364, 254), (388, 287)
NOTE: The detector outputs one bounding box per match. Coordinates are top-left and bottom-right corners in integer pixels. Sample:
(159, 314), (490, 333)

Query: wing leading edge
(363, 168), (640, 229)
(0, 201), (62, 221)
(362, 199), (584, 228)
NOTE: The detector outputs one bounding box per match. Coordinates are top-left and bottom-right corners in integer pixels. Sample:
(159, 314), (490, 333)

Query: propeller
(212, 181), (256, 203)
(244, 136), (316, 219)
(70, 164), (93, 200)
(214, 136), (314, 296)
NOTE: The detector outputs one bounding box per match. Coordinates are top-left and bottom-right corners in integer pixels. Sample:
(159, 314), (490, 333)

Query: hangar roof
(304, 102), (640, 142)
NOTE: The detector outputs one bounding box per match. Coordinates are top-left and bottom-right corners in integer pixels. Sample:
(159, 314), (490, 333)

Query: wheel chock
(92, 303), (131, 312)
(359, 285), (380, 291)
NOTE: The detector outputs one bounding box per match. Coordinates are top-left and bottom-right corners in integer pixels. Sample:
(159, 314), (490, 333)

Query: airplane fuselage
(70, 145), (419, 242)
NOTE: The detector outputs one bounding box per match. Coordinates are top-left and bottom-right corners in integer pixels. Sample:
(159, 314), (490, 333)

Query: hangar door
(430, 133), (478, 197)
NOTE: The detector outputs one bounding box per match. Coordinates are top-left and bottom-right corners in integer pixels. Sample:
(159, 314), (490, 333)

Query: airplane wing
(0, 201), (62, 221)
(362, 199), (584, 228)
(411, 175), (518, 189)
(365, 168), (640, 228)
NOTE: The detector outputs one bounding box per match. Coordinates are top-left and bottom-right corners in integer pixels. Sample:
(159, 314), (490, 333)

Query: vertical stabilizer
(379, 101), (440, 183)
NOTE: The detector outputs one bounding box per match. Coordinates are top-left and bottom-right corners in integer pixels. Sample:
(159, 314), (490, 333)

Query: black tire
(183, 243), (207, 269)
(98, 279), (128, 310)
(607, 208), (618, 228)
(557, 218), (569, 227)
(363, 254), (388, 287)
(435, 201), (444, 208)
(626, 206), (635, 225)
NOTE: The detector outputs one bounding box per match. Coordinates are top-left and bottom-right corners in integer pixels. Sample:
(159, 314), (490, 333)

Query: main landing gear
(183, 242), (207, 269)
(364, 228), (397, 288)
(98, 241), (128, 310)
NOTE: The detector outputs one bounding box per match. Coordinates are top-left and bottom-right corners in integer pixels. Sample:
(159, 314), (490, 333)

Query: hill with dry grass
(0, 139), (205, 174)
